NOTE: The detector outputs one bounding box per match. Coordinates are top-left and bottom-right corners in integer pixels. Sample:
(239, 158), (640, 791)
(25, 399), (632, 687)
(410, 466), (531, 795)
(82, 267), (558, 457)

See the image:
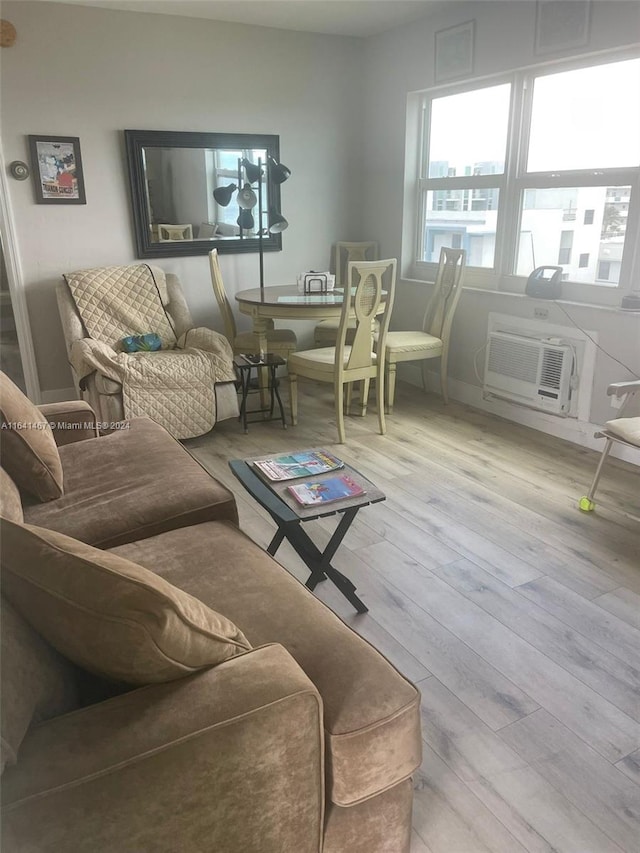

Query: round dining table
(235, 285), (354, 406)
(235, 285), (381, 355)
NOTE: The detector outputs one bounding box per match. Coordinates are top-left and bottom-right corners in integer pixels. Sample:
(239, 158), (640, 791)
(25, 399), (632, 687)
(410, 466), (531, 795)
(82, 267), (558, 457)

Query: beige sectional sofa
(0, 372), (422, 852)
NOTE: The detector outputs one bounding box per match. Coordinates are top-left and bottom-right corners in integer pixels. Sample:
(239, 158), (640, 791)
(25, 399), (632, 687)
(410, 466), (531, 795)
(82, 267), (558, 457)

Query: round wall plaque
(10, 161), (30, 181)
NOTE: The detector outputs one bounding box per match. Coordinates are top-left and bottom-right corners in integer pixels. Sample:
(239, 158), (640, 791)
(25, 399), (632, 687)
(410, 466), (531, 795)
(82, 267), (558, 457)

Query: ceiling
(37, 0), (443, 38)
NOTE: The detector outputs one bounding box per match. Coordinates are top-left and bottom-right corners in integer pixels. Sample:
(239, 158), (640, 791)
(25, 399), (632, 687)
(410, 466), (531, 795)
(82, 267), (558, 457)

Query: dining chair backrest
(334, 241), (379, 287)
(209, 249), (238, 344)
(337, 259), (397, 374)
(423, 247), (466, 340)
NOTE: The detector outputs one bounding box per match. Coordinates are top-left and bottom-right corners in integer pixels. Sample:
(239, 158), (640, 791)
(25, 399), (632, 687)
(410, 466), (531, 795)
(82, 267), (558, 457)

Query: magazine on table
(253, 450), (344, 482)
(287, 474), (365, 506)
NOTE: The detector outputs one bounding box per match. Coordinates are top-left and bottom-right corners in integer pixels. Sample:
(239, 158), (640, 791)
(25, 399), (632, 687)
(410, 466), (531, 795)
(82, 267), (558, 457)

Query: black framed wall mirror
(124, 130), (283, 259)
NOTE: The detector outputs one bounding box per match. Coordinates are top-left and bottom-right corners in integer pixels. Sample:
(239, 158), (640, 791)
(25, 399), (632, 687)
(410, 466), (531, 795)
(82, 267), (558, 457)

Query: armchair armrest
(166, 273), (195, 338)
(607, 380), (640, 397)
(1, 645), (324, 853)
(38, 401), (99, 446)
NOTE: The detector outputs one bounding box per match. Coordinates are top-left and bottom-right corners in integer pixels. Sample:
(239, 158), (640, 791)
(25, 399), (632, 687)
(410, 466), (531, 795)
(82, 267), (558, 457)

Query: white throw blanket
(64, 265), (236, 438)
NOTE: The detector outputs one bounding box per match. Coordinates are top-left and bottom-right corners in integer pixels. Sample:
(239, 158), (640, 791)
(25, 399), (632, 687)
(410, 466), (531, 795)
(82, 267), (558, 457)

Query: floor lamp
(213, 155), (290, 294)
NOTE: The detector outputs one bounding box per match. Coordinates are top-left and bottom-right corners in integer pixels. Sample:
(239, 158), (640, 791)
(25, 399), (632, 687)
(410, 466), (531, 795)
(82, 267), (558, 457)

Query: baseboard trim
(399, 365), (638, 466)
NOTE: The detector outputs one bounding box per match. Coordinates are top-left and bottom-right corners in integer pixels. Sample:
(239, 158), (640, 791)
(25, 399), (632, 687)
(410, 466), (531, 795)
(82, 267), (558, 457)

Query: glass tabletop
(235, 285), (345, 306)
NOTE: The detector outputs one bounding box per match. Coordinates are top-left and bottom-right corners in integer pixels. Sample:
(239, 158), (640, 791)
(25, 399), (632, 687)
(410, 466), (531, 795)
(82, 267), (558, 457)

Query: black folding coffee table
(229, 453), (385, 613)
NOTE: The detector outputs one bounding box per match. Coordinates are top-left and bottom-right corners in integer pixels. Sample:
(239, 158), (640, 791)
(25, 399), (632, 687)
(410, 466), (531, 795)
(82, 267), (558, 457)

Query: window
(515, 185), (632, 283)
(419, 83), (510, 266)
(416, 56), (640, 292)
(557, 229), (574, 265)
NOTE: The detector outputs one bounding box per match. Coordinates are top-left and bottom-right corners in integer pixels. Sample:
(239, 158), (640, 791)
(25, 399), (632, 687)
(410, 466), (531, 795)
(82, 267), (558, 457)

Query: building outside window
(598, 260), (611, 281)
(415, 56), (640, 296)
(557, 229), (574, 265)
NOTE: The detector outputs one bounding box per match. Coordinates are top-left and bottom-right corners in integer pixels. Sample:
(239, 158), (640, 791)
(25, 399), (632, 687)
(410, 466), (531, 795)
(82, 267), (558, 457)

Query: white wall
(0, 1), (364, 394)
(361, 0), (640, 430)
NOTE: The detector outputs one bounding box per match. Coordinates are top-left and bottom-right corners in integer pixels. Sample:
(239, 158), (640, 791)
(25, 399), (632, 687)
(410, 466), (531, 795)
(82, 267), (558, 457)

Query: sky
(429, 57), (640, 175)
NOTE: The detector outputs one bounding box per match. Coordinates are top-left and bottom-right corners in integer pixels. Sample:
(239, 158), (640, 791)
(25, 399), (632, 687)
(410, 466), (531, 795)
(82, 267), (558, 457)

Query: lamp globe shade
(213, 183), (237, 206)
(237, 209), (255, 230)
(269, 157), (291, 184)
(237, 183), (258, 209)
(241, 158), (263, 184)
(268, 209), (288, 233)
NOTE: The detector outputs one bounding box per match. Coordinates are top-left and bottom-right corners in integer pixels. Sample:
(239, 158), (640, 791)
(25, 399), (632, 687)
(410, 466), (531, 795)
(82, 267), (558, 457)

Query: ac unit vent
(483, 331), (574, 415)
(487, 337), (540, 383)
(540, 349), (565, 390)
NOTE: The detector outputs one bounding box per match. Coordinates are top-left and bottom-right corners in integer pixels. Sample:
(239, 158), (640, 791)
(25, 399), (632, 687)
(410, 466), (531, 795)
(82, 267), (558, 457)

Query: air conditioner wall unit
(483, 331), (574, 415)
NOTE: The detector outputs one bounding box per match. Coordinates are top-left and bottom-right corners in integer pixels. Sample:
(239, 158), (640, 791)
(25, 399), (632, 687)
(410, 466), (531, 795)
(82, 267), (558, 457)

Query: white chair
(383, 247), (465, 412)
(313, 241), (379, 346)
(208, 249), (296, 359)
(288, 258), (396, 444)
(579, 379), (640, 511)
(157, 224), (193, 241)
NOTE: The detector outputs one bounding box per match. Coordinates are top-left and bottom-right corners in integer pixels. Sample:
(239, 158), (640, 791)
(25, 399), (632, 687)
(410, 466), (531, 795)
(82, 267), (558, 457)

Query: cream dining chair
(208, 249), (297, 359)
(288, 258), (396, 444)
(313, 241), (379, 346)
(383, 247), (465, 412)
(579, 379), (640, 512)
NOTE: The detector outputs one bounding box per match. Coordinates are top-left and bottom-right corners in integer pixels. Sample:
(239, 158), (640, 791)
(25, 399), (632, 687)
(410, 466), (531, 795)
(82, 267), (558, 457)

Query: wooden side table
(233, 354), (287, 434)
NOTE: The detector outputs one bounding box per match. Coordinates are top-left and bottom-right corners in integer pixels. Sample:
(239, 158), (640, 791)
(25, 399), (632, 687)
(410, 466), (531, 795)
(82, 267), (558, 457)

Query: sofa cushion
(0, 373), (63, 502)
(0, 468), (24, 523)
(1, 598), (78, 772)
(23, 418), (238, 547)
(1, 520), (251, 685)
(111, 521), (422, 806)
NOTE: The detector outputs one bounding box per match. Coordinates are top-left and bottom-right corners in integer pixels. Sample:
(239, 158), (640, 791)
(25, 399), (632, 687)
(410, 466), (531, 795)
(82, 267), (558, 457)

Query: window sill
(459, 287), (640, 314)
(401, 277), (639, 315)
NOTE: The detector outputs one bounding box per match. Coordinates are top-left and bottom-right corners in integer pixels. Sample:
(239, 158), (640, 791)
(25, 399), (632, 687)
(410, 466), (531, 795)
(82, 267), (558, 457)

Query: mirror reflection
(125, 130), (283, 258)
(144, 147), (269, 242)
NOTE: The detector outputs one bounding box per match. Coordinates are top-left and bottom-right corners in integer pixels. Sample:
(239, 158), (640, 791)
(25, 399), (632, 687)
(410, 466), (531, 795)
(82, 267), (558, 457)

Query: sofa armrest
(38, 401), (99, 446)
(1, 645), (324, 853)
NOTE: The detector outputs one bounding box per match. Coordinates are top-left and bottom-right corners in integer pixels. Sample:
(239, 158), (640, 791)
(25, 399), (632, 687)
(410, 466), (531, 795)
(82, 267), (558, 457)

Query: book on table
(253, 450), (344, 482)
(287, 474), (365, 507)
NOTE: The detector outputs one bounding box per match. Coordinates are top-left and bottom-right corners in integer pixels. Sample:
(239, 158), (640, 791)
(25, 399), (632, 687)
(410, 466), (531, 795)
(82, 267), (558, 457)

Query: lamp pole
(257, 157), (264, 294)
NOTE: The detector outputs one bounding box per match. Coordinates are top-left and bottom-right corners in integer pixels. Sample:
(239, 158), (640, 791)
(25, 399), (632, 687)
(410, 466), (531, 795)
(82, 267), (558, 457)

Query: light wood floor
(185, 379), (640, 853)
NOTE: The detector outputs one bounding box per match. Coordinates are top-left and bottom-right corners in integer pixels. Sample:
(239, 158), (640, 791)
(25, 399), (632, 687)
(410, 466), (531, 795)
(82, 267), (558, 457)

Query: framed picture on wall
(534, 1), (591, 55)
(434, 20), (475, 83)
(28, 135), (86, 204)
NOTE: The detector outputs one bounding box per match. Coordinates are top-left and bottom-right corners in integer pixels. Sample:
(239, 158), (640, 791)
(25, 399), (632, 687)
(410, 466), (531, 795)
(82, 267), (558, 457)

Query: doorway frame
(0, 143), (40, 402)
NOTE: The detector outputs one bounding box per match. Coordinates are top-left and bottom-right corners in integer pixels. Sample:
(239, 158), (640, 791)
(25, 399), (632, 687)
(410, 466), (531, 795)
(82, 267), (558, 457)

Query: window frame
(412, 51), (640, 305)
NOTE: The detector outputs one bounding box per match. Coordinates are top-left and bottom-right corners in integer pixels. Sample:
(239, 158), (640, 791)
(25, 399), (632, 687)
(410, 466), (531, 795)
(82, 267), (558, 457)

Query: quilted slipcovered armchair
(56, 268), (238, 432)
